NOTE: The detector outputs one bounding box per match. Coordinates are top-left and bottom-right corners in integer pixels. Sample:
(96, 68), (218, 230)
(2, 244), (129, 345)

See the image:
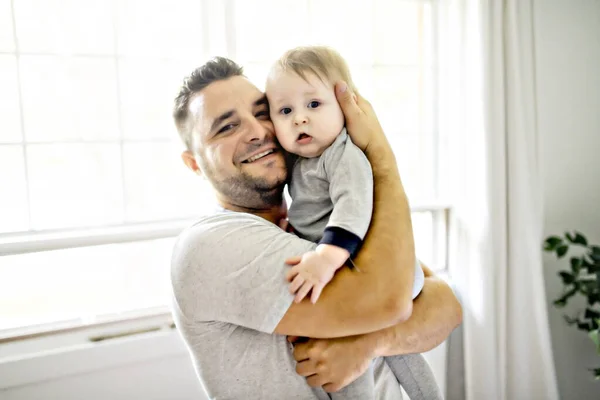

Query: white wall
(535, 0), (600, 399)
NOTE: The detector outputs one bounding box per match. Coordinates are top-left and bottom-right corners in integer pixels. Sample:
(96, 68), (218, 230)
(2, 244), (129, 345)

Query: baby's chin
(288, 144), (326, 159)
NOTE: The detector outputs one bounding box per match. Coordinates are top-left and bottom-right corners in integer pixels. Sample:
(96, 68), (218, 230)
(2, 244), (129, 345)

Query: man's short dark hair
(173, 57), (244, 151)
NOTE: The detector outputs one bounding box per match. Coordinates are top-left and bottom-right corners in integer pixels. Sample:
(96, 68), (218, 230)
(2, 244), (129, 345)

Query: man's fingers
(306, 374), (329, 388)
(285, 256), (302, 266)
(323, 382), (343, 393)
(310, 285), (324, 304)
(295, 360), (315, 377)
(295, 282), (312, 303)
(292, 342), (309, 361)
(335, 81), (361, 120)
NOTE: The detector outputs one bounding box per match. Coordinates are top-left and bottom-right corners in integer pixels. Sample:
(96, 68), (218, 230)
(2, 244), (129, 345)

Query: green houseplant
(544, 231), (600, 379)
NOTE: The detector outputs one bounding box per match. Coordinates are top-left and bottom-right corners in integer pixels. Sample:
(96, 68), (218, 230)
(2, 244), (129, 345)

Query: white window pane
(372, 66), (431, 134)
(20, 56), (120, 142)
(0, 145), (29, 233)
(27, 143), (123, 230)
(119, 58), (199, 140)
(0, 55), (22, 143)
(243, 63), (271, 91)
(374, 0), (422, 65)
(116, 0), (203, 57)
(390, 132), (435, 201)
(0, 238), (174, 331)
(234, 0), (309, 63)
(205, 0), (228, 57)
(348, 66), (375, 100)
(308, 0), (374, 66)
(123, 142), (213, 222)
(0, 0), (15, 52)
(14, 0), (114, 54)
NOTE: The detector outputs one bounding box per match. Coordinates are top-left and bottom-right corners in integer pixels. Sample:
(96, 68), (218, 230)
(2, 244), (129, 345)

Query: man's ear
(181, 150), (203, 177)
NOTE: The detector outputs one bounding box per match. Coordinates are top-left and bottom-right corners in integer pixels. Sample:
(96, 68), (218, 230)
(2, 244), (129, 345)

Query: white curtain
(437, 0), (559, 399)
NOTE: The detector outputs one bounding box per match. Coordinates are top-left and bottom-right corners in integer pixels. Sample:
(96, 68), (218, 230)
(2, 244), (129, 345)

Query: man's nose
(244, 117), (269, 143)
(293, 114), (308, 126)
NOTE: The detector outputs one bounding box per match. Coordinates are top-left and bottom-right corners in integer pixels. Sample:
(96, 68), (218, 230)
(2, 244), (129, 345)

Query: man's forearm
(353, 139), (417, 315)
(363, 271), (462, 356)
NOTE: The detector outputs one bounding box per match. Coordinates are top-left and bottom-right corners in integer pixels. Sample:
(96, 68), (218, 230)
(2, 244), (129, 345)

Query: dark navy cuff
(319, 227), (363, 259)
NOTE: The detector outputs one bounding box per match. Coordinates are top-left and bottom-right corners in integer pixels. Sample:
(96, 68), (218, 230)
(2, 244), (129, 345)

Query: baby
(265, 46), (441, 400)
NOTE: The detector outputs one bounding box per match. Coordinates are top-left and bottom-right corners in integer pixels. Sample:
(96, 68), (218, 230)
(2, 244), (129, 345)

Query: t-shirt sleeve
(323, 134), (374, 241)
(170, 213), (316, 334)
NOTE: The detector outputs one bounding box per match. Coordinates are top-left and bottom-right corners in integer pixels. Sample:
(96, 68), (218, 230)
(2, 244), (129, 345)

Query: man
(170, 57), (462, 399)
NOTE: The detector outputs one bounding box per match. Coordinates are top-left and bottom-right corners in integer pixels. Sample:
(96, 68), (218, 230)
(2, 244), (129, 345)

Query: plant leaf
(555, 286), (578, 307)
(557, 245), (569, 258)
(593, 368), (600, 380)
(544, 236), (563, 251)
(585, 308), (600, 320)
(573, 232), (588, 246)
(570, 257), (582, 274)
(587, 262), (600, 273)
(590, 246), (600, 262)
(589, 329), (600, 354)
(559, 271), (575, 285)
(564, 315), (578, 325)
(577, 321), (592, 331)
(589, 293), (600, 306)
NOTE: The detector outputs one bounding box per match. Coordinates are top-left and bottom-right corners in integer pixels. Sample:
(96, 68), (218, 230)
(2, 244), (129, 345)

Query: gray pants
(331, 354), (443, 400)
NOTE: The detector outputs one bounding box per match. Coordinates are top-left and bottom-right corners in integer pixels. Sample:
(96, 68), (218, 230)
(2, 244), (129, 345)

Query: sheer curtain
(437, 0), (559, 398)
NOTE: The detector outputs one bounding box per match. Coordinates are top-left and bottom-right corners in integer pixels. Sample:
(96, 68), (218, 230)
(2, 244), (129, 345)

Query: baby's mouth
(296, 133), (313, 144)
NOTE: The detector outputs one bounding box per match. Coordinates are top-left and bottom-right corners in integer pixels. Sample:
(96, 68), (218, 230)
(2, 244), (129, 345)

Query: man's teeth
(245, 150), (273, 163)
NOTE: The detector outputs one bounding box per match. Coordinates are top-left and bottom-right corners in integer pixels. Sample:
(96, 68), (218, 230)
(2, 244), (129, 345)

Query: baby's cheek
(272, 120), (289, 142)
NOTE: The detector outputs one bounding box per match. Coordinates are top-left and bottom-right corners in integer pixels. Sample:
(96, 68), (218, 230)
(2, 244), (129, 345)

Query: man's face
(186, 76), (287, 208)
(266, 69), (345, 158)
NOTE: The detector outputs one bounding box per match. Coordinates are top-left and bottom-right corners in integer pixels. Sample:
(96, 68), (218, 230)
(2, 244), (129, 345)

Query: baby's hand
(285, 251), (337, 304)
(285, 244), (350, 304)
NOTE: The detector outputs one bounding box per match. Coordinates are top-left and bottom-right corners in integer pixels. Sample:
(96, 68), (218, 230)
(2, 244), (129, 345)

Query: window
(0, 0), (445, 337)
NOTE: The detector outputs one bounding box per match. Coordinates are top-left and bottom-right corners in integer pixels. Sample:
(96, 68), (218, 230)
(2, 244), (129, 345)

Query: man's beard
(209, 168), (285, 209)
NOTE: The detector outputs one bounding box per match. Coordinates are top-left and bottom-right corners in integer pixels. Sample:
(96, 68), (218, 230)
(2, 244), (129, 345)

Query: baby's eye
(280, 107), (292, 115)
(308, 101), (320, 109)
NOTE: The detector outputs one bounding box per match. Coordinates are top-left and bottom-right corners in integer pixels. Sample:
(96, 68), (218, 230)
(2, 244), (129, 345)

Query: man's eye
(217, 124), (235, 134)
(280, 107), (292, 115)
(255, 110), (270, 119)
(308, 101), (320, 109)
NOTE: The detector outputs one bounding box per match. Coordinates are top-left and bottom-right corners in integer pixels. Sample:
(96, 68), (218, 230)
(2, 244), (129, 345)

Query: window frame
(1, 0), (447, 342)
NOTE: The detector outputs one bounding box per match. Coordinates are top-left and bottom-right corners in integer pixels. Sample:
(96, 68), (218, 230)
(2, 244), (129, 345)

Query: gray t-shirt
(170, 211), (403, 399)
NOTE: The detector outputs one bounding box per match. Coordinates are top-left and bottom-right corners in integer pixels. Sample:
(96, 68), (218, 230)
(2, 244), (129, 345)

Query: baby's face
(266, 69), (344, 158)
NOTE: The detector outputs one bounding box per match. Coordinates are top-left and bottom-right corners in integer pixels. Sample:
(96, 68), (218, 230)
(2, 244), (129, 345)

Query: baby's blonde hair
(273, 46), (357, 93)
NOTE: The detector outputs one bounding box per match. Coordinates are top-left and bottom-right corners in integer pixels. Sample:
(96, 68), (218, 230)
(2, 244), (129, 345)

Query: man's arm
(274, 84), (417, 338)
(370, 264), (462, 356)
(290, 264), (463, 392)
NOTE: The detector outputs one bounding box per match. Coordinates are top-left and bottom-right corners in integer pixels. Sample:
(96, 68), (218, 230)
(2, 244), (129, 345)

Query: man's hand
(285, 251), (338, 303)
(334, 81), (388, 154)
(290, 335), (375, 393)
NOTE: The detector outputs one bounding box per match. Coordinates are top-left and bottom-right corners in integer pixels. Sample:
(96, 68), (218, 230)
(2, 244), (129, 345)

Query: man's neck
(217, 199), (287, 226)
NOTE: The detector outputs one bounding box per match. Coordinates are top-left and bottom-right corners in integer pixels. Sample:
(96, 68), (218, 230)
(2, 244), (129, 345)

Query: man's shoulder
(180, 211), (270, 241)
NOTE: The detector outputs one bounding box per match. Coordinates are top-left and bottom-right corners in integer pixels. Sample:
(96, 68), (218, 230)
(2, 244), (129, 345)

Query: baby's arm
(322, 131), (374, 254)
